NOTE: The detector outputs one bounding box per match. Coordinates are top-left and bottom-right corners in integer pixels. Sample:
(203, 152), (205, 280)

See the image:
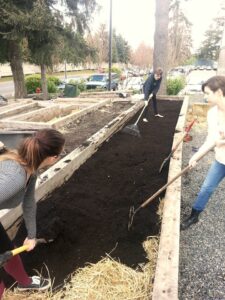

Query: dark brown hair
(18, 128), (65, 172)
(154, 67), (163, 76)
(202, 75), (225, 96)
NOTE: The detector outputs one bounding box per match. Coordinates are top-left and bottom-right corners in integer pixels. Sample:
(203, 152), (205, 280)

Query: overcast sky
(92, 0), (224, 51)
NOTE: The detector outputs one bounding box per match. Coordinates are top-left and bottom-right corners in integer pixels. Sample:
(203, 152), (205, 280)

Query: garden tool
(0, 238), (53, 268)
(122, 94), (152, 138)
(159, 119), (196, 173)
(128, 143), (215, 230)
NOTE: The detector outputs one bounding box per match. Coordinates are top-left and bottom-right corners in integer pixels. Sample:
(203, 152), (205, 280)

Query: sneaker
(17, 276), (51, 292)
(143, 118), (148, 122)
(155, 114), (164, 118)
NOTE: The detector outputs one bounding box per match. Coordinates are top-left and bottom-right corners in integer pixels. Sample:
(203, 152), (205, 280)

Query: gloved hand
(144, 100), (148, 106)
(149, 93), (153, 99)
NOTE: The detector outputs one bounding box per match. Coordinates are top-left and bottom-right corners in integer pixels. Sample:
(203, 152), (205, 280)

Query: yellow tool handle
(11, 245), (29, 256)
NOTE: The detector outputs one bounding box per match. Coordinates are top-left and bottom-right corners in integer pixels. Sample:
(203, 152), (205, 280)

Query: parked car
(86, 73), (119, 91)
(121, 77), (144, 92)
(179, 79), (204, 95)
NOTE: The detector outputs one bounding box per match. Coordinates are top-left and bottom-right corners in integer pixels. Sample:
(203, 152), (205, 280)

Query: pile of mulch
(3, 99), (182, 290)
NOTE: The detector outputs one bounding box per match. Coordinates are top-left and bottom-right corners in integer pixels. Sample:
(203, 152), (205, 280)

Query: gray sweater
(0, 159), (37, 238)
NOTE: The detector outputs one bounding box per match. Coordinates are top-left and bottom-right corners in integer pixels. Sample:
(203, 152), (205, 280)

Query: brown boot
(181, 208), (201, 230)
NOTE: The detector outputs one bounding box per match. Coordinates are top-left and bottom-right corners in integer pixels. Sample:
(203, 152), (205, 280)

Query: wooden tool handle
(185, 119), (196, 133)
(171, 119), (196, 153)
(141, 143), (215, 209)
(11, 245), (29, 256)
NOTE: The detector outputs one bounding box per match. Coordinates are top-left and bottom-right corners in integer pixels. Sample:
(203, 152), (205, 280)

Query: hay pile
(3, 237), (158, 300)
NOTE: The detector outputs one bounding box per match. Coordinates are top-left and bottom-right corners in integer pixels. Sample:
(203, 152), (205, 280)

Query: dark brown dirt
(6, 99), (182, 289)
(63, 101), (132, 152)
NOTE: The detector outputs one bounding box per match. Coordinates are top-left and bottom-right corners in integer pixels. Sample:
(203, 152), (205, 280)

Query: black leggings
(0, 223), (14, 254)
(143, 94), (158, 118)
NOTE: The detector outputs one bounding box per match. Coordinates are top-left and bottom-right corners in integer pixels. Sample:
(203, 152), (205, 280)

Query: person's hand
(149, 93), (153, 99)
(216, 139), (225, 147)
(217, 130), (225, 146)
(23, 238), (36, 251)
(188, 156), (197, 168)
(144, 100), (148, 106)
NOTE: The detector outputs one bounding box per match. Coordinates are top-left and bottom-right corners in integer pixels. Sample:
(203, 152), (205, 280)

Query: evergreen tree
(197, 7), (225, 61)
(0, 0), (98, 98)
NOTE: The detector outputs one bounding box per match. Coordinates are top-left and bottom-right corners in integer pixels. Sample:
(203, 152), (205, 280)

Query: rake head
(122, 124), (141, 138)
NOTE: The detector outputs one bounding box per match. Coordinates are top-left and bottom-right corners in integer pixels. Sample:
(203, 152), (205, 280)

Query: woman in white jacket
(181, 75), (225, 230)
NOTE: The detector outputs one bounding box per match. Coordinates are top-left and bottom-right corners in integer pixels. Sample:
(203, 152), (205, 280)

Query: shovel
(128, 143), (215, 230)
(122, 95), (152, 138)
(0, 238), (53, 268)
(159, 119), (196, 173)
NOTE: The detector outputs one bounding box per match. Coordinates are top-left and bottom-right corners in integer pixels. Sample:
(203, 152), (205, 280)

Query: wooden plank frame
(152, 95), (189, 300)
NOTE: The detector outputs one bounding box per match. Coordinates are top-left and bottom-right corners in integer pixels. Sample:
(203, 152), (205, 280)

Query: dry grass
(3, 237), (159, 300)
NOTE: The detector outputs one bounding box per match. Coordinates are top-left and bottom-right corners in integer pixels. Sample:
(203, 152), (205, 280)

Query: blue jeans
(193, 160), (225, 211)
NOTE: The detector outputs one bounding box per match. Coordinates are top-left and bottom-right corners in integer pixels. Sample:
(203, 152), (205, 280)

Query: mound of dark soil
(8, 99), (182, 288)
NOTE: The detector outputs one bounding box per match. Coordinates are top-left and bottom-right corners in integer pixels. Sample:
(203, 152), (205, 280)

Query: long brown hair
(0, 129), (65, 173)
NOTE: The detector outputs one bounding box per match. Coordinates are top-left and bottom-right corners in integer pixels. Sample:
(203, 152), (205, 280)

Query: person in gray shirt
(0, 128), (65, 298)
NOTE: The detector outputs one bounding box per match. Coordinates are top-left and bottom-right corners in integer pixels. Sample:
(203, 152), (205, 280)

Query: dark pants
(143, 94), (158, 118)
(0, 222), (31, 291)
(0, 223), (14, 254)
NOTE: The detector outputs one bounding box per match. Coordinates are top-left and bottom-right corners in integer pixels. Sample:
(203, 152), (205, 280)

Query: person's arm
(189, 108), (216, 167)
(144, 75), (154, 100)
(0, 160), (26, 204)
(22, 175), (37, 240)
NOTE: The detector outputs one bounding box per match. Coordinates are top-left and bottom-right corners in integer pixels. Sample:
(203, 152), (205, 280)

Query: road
(0, 70), (217, 98)
(0, 81), (14, 98)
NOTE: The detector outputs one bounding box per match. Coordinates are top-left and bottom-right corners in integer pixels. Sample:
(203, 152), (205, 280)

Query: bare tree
(130, 42), (153, 68)
(168, 0), (192, 68)
(153, 0), (170, 94)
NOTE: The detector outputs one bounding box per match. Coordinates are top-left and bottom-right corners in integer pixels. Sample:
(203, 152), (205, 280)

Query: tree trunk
(41, 64), (48, 100)
(8, 40), (27, 99)
(217, 26), (225, 75)
(153, 0), (169, 95)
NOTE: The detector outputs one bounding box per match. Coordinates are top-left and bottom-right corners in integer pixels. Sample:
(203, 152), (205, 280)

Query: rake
(128, 143), (215, 230)
(159, 119), (196, 173)
(122, 95), (152, 138)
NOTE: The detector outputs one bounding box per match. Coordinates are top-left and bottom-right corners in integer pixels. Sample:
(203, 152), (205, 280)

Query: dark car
(86, 73), (119, 91)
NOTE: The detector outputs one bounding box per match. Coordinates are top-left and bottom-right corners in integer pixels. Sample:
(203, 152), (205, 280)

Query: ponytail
(0, 129), (65, 173)
(18, 129), (65, 173)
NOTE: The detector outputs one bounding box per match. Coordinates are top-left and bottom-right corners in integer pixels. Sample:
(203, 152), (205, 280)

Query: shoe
(155, 114), (164, 118)
(143, 118), (148, 122)
(180, 208), (201, 230)
(17, 276), (51, 292)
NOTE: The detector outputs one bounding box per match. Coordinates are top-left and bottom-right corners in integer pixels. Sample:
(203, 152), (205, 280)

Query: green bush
(25, 75), (41, 94)
(47, 81), (57, 93)
(167, 77), (185, 95)
(69, 78), (87, 92)
(25, 74), (60, 93)
(47, 76), (61, 86)
(105, 66), (122, 76)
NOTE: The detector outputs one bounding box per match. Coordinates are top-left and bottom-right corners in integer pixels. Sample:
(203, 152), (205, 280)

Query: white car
(179, 80), (204, 95)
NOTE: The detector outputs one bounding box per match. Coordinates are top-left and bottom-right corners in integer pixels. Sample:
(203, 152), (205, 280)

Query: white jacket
(198, 105), (225, 165)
